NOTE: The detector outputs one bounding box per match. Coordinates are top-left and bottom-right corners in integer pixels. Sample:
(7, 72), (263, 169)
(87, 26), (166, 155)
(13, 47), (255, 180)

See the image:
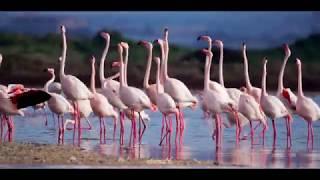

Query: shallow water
(5, 92), (320, 168)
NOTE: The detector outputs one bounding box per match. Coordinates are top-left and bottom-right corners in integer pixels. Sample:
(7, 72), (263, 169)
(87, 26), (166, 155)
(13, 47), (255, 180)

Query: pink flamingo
(295, 58), (320, 148)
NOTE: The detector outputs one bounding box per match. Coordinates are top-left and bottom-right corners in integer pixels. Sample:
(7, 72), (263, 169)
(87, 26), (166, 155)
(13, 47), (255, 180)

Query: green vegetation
(0, 30), (319, 90)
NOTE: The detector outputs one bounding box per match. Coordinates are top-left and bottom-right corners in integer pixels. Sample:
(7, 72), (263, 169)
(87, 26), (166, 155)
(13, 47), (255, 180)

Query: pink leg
(249, 121), (254, 145)
(57, 115), (61, 144)
(76, 103), (81, 146)
(121, 112), (125, 145)
(113, 117), (117, 140)
(214, 114), (220, 147)
(287, 116), (292, 147)
(102, 118), (106, 144)
(159, 115), (171, 146)
(307, 121), (310, 147)
(272, 120), (277, 146)
(61, 116), (65, 144)
(99, 117), (102, 144)
(139, 113), (146, 144)
(233, 111), (240, 144)
(161, 114), (165, 143)
(0, 115), (3, 143)
(72, 102), (77, 144)
(311, 122), (314, 148)
(129, 119), (133, 147)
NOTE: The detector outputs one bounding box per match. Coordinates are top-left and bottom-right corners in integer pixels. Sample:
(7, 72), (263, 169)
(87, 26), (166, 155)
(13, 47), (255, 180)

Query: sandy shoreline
(0, 142), (234, 168)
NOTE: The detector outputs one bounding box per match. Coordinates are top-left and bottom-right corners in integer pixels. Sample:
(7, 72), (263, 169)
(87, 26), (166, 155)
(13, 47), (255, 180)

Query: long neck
(99, 38), (110, 85)
(124, 48), (129, 86)
(44, 73), (55, 92)
(204, 56), (211, 91)
(119, 51), (125, 88)
(60, 32), (67, 78)
(243, 48), (252, 89)
(261, 63), (267, 97)
(218, 45), (224, 87)
(161, 43), (168, 81)
(297, 63), (304, 97)
(277, 54), (290, 94)
(156, 61), (161, 93)
(90, 62), (96, 93)
(143, 47), (152, 89)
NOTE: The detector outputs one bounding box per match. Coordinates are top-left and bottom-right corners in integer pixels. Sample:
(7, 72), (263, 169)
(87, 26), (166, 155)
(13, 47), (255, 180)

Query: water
(6, 93), (320, 168)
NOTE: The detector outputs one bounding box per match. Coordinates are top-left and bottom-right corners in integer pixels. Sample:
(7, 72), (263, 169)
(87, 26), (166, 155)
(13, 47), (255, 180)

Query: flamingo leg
(161, 114), (165, 143)
(307, 121), (310, 147)
(121, 112), (125, 145)
(311, 122), (314, 148)
(0, 115), (3, 143)
(57, 115), (61, 144)
(139, 112), (146, 144)
(249, 121), (254, 145)
(113, 117), (117, 141)
(76, 102), (81, 146)
(272, 119), (277, 146)
(72, 102), (77, 144)
(159, 115), (170, 146)
(287, 115), (292, 147)
(214, 114), (220, 147)
(99, 117), (102, 144)
(102, 118), (106, 144)
(61, 116), (65, 144)
(43, 107), (48, 127)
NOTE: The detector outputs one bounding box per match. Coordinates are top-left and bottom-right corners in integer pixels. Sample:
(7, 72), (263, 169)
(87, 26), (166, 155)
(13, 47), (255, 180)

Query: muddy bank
(0, 143), (230, 168)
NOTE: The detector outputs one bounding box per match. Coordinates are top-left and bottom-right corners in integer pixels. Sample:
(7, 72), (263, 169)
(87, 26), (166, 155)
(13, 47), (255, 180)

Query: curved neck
(99, 37), (110, 85)
(124, 48), (129, 86)
(143, 46), (153, 89)
(44, 73), (55, 92)
(156, 61), (161, 93)
(277, 54), (290, 94)
(297, 63), (304, 97)
(90, 61), (96, 94)
(218, 45), (224, 87)
(204, 55), (211, 91)
(243, 48), (252, 89)
(60, 32), (67, 78)
(261, 63), (267, 97)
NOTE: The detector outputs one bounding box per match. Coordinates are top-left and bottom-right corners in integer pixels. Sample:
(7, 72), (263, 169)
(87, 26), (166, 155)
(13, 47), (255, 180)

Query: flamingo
(198, 36), (249, 130)
(238, 87), (267, 145)
(43, 68), (74, 144)
(138, 40), (162, 108)
(242, 43), (262, 103)
(117, 43), (154, 145)
(59, 25), (93, 145)
(153, 56), (179, 145)
(260, 57), (292, 147)
(277, 44), (297, 111)
(89, 56), (118, 143)
(200, 49), (239, 146)
(155, 33), (197, 132)
(99, 32), (127, 145)
(295, 58), (320, 148)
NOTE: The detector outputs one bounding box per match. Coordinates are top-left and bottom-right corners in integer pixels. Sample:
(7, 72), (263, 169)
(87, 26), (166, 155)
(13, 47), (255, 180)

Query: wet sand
(0, 143), (221, 168)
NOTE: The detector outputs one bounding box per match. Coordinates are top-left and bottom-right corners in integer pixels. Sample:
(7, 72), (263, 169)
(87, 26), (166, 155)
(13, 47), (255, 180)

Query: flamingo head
(296, 58), (301, 66)
(164, 27), (169, 39)
(283, 43), (291, 57)
(153, 39), (164, 46)
(117, 43), (123, 53)
(58, 56), (63, 62)
(242, 42), (246, 50)
(120, 42), (129, 49)
(197, 35), (212, 43)
(282, 88), (292, 105)
(153, 57), (161, 65)
(44, 68), (55, 75)
(91, 56), (95, 64)
(8, 84), (25, 95)
(100, 32), (110, 41)
(60, 25), (66, 33)
(138, 40), (152, 49)
(213, 40), (223, 47)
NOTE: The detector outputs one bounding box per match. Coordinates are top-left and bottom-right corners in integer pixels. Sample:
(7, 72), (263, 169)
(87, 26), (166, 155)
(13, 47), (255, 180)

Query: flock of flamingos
(0, 25), (319, 150)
